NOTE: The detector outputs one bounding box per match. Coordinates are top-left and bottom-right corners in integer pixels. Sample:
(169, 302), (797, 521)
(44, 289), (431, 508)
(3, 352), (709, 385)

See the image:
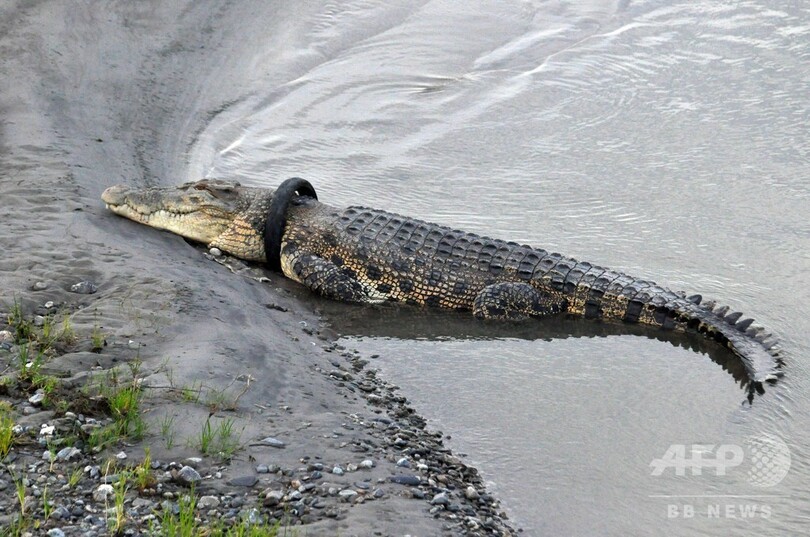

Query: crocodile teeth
(735, 318), (754, 332)
(725, 311), (743, 324)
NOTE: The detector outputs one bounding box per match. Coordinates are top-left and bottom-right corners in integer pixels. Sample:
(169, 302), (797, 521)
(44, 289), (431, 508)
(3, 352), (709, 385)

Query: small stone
(127, 340), (139, 350)
(332, 466), (344, 475)
(51, 506), (70, 520)
(286, 490), (302, 501)
(198, 496), (220, 509)
(47, 529), (65, 537)
(359, 459), (375, 469)
(259, 437), (285, 448)
(33, 281), (48, 291)
(115, 451), (127, 460)
(28, 391), (46, 405)
(56, 447), (81, 461)
(33, 315), (45, 327)
(44, 301), (54, 309)
(132, 498), (153, 509)
(93, 484), (114, 502)
(0, 330), (12, 343)
(346, 463), (358, 472)
(40, 424), (56, 436)
(264, 490), (283, 507)
(175, 466), (201, 486)
(209, 247), (222, 257)
(42, 450), (55, 462)
(389, 475), (421, 486)
(396, 457), (410, 468)
(373, 488), (385, 498)
(431, 492), (450, 506)
(0, 479), (8, 491)
(465, 486), (480, 500)
(184, 457), (203, 468)
(70, 281), (98, 294)
(228, 475), (258, 487)
(338, 489), (358, 501)
(256, 464), (269, 473)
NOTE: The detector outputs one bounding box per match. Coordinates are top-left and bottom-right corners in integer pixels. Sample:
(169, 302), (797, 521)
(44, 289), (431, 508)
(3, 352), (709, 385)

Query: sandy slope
(0, 1), (513, 535)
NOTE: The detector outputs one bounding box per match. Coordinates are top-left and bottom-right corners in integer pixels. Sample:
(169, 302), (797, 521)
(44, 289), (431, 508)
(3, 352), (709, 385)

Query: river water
(188, 1), (810, 534)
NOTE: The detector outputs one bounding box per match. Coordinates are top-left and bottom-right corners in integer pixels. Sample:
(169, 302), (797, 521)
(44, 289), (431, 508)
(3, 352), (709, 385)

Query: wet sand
(0, 1), (514, 534)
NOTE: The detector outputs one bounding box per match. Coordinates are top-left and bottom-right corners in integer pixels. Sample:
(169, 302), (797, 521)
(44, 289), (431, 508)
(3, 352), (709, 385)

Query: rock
(389, 475), (421, 486)
(44, 301), (54, 309)
(56, 447), (82, 461)
(47, 529), (65, 537)
(339, 489), (358, 502)
(183, 457), (202, 468)
(175, 466), (201, 486)
(259, 437), (285, 448)
(346, 463), (358, 472)
(0, 479), (7, 491)
(0, 330), (12, 343)
(209, 247), (222, 257)
(42, 450), (55, 462)
(115, 451), (127, 460)
(93, 484), (114, 502)
(228, 475), (258, 487)
(70, 281), (98, 294)
(50, 506), (70, 520)
(28, 391), (46, 405)
(132, 498), (153, 510)
(332, 466), (344, 475)
(256, 464), (269, 473)
(127, 340), (139, 349)
(359, 459), (375, 469)
(396, 457), (410, 468)
(32, 281), (48, 291)
(373, 488), (385, 498)
(33, 315), (45, 327)
(431, 492), (450, 506)
(465, 486), (480, 500)
(263, 490), (284, 507)
(198, 496), (220, 509)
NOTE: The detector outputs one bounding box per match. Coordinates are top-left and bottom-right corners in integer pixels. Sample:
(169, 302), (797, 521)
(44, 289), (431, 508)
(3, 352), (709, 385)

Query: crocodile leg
(281, 243), (368, 303)
(472, 282), (568, 320)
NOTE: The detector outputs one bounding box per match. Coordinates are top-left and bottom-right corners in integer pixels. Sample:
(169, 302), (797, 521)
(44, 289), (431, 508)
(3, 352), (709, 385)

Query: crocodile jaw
(101, 182), (241, 245)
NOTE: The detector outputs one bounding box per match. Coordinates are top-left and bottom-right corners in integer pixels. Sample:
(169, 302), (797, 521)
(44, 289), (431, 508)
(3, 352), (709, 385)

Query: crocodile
(102, 178), (782, 386)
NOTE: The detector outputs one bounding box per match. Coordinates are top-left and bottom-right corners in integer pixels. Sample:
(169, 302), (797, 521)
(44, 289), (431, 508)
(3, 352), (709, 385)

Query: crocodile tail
(666, 296), (783, 385)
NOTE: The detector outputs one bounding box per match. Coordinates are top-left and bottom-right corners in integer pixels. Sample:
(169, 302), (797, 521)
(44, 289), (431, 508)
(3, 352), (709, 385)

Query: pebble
(93, 484), (114, 502)
(33, 315), (45, 327)
(209, 247), (222, 257)
(256, 464), (269, 473)
(228, 475), (258, 487)
(127, 340), (139, 350)
(346, 463), (358, 472)
(115, 451), (127, 460)
(431, 492), (450, 506)
(44, 301), (54, 308)
(70, 281), (98, 294)
(33, 281), (48, 291)
(465, 486), (480, 500)
(0, 330), (12, 343)
(57, 446), (82, 461)
(175, 466), (201, 485)
(184, 457), (202, 467)
(359, 459), (375, 469)
(198, 496), (220, 509)
(47, 529), (65, 537)
(28, 391), (46, 405)
(396, 457), (411, 468)
(389, 475), (421, 486)
(259, 437), (286, 448)
(332, 466), (344, 475)
(338, 489), (358, 501)
(264, 490), (284, 506)
(51, 506), (70, 520)
(132, 498), (153, 510)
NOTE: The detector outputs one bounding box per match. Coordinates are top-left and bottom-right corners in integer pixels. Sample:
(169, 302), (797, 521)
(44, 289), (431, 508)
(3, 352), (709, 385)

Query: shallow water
(189, 1), (810, 533)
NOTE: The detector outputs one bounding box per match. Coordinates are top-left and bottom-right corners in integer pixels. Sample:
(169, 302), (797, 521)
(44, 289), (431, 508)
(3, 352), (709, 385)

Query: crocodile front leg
(281, 243), (368, 303)
(473, 282), (568, 321)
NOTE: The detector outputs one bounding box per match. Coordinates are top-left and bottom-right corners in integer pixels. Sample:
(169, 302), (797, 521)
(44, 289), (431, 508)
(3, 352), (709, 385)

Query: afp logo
(650, 433), (791, 487)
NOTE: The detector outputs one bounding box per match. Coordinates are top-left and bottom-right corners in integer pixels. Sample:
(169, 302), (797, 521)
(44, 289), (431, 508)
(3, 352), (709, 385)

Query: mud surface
(0, 1), (515, 534)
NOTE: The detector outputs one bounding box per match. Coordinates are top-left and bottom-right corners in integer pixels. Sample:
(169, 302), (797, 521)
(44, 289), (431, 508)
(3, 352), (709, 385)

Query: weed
(7, 299), (32, 343)
(91, 324), (106, 351)
(181, 381), (201, 403)
(0, 410), (14, 460)
(68, 466), (83, 488)
(58, 314), (76, 344)
(134, 448), (157, 491)
(107, 470), (129, 533)
(197, 415), (241, 459)
(160, 414), (176, 450)
(41, 487), (52, 521)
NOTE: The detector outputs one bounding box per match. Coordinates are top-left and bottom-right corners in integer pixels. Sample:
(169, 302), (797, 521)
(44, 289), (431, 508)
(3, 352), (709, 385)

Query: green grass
(0, 408), (14, 460)
(197, 415), (241, 459)
(160, 414), (177, 449)
(151, 492), (281, 536)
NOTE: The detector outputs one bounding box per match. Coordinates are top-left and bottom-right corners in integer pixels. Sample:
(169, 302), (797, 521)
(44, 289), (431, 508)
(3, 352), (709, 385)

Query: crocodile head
(102, 179), (269, 260)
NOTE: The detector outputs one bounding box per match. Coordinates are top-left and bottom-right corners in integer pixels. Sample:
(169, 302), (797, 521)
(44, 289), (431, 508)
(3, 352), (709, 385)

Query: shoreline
(0, 1), (517, 534)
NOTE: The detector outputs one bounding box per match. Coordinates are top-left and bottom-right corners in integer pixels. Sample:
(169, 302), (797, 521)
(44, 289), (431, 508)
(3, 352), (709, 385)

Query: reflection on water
(192, 0), (810, 533)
